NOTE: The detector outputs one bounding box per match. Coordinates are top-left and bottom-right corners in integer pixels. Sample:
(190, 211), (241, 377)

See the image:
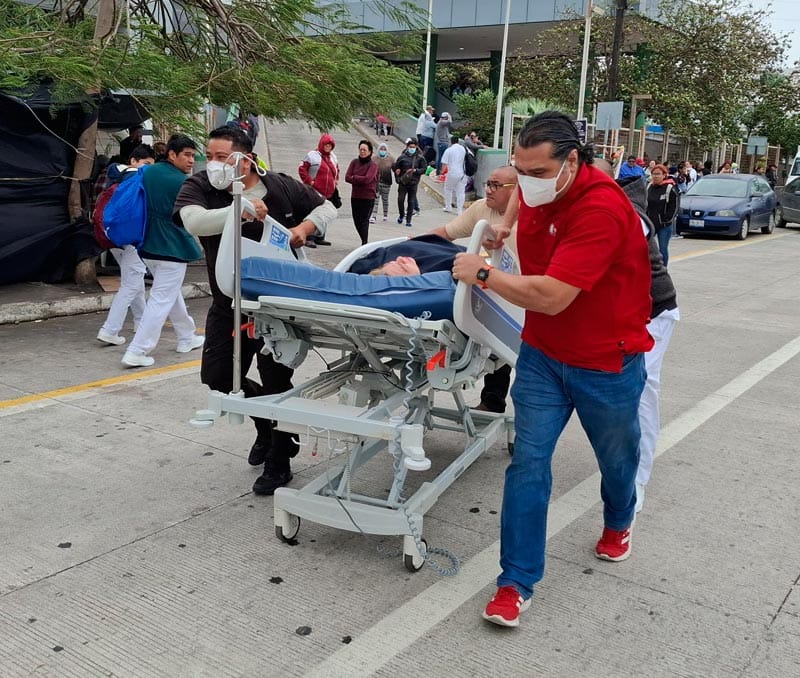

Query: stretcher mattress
(240, 258), (457, 320)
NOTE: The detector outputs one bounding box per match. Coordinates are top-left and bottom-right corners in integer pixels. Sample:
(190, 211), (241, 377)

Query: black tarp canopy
(0, 84), (150, 284)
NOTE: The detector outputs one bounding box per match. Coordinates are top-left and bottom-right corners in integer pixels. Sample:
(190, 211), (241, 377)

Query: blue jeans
(657, 224), (672, 267)
(498, 344), (645, 600)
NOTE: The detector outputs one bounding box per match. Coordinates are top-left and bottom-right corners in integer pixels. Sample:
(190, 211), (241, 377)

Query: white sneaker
(97, 330), (125, 346)
(369, 216), (376, 224)
(122, 351), (154, 368)
(176, 334), (205, 353)
(635, 482), (645, 513)
(382, 215), (388, 222)
(442, 207), (452, 213)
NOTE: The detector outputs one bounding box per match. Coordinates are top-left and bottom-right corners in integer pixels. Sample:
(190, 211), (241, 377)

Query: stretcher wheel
(403, 538), (427, 573)
(275, 515), (301, 542)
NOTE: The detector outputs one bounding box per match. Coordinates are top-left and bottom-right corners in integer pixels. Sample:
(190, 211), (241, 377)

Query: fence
(500, 110), (788, 182)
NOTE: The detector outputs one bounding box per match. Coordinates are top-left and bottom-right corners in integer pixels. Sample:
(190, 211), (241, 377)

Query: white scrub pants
(444, 172), (467, 214)
(127, 259), (196, 356)
(636, 308), (679, 486)
(100, 246), (146, 336)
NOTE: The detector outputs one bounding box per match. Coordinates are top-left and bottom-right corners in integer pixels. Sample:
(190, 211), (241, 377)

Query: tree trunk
(69, 0), (121, 285)
(607, 0), (627, 102)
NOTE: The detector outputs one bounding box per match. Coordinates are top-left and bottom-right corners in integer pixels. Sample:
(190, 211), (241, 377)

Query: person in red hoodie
(345, 139), (379, 245)
(299, 133), (339, 245)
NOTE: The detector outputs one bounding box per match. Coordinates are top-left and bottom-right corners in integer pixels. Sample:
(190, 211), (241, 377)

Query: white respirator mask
(517, 159), (570, 207)
(206, 160), (239, 190)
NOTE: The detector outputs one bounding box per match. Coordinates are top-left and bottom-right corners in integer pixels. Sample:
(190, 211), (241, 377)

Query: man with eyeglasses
(429, 164), (518, 413)
(430, 165), (518, 252)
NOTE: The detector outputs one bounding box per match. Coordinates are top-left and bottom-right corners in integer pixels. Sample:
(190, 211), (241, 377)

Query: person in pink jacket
(345, 139), (379, 245)
(299, 133), (339, 245)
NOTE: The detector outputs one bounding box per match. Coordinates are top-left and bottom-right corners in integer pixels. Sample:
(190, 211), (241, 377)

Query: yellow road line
(671, 231), (788, 262)
(0, 360), (201, 410)
(0, 234), (786, 410)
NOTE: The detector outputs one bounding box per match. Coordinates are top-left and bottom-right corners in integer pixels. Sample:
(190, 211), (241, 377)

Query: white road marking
(304, 334), (800, 678)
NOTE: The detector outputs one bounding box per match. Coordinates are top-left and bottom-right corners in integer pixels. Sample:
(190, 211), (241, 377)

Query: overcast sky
(745, 0), (799, 68)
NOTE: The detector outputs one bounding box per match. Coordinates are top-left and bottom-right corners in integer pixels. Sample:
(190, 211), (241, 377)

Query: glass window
(686, 179), (748, 198)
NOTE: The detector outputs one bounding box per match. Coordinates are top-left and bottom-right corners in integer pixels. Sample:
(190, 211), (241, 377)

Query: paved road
(1, 121), (800, 676)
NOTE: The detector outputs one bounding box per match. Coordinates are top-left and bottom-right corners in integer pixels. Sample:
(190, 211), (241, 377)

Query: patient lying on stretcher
(239, 234), (465, 320)
(347, 234), (465, 276)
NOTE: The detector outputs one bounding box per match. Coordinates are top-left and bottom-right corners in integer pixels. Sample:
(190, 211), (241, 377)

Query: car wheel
(736, 216), (750, 240)
(776, 205), (787, 228)
(762, 211), (776, 234)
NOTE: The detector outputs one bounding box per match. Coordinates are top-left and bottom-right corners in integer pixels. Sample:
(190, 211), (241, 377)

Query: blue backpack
(102, 165), (149, 248)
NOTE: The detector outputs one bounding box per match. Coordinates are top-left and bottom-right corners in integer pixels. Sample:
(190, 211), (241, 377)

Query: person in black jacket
(391, 138), (427, 228)
(598, 158), (680, 514)
(173, 126), (336, 496)
(646, 164), (679, 267)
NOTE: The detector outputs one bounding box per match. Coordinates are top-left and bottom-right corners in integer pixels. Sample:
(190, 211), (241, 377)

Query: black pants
(480, 363), (512, 413)
(201, 302), (298, 459)
(397, 183), (418, 224)
(351, 197), (373, 245)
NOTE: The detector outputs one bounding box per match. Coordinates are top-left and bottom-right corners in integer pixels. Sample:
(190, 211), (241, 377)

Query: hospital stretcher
(191, 200), (523, 572)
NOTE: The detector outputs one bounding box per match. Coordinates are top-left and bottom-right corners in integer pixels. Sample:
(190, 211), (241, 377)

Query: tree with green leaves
(452, 90), (497, 145)
(740, 71), (800, 158)
(0, 0), (424, 130)
(506, 0), (797, 148)
(0, 0), (424, 282)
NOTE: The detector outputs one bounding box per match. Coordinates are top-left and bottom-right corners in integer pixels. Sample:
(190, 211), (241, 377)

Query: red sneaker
(595, 525), (632, 561)
(482, 586), (531, 627)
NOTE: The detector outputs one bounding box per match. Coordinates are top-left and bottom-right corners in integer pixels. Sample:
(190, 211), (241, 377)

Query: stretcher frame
(192, 206), (523, 571)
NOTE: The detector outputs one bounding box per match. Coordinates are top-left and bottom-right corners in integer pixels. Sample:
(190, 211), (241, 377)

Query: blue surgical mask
(378, 150), (388, 157)
(407, 148), (417, 155)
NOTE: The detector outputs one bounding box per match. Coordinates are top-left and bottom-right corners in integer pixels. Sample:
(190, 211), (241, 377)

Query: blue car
(675, 173), (777, 240)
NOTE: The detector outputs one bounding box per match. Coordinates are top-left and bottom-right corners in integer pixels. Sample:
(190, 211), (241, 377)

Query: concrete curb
(0, 282), (211, 325)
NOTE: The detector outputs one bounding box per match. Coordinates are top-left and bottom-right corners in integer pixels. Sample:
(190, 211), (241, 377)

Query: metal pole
(577, 0), (593, 119)
(493, 0), (512, 148)
(628, 97), (638, 157)
(231, 164), (244, 396)
(503, 105), (514, 157)
(421, 0), (434, 109)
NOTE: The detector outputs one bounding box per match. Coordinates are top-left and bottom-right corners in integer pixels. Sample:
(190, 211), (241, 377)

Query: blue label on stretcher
(269, 225), (290, 250)
(500, 249), (514, 273)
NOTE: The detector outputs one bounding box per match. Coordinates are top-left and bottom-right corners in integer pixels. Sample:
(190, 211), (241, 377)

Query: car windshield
(686, 179), (748, 198)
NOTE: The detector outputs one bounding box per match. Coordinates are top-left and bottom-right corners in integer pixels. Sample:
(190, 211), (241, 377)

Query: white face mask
(206, 160), (238, 190)
(517, 159), (570, 207)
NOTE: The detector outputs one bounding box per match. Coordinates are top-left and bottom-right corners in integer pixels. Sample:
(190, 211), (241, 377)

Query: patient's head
(370, 256), (421, 276)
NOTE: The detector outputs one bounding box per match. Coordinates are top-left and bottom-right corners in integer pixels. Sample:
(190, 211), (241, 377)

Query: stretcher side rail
(192, 220), (522, 573)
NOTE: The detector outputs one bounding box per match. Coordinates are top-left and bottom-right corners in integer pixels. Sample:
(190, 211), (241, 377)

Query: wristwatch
(476, 265), (493, 289)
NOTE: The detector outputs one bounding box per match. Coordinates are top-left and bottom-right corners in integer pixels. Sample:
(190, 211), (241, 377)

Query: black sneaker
(248, 435), (270, 466)
(253, 460), (293, 496)
(314, 237), (332, 246)
(304, 239), (317, 249)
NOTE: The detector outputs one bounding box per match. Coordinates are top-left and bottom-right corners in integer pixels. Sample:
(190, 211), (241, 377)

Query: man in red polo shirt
(452, 110), (653, 628)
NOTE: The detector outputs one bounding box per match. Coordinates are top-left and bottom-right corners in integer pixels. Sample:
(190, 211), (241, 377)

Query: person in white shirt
(440, 136), (467, 215)
(96, 145), (156, 346)
(416, 105), (435, 150)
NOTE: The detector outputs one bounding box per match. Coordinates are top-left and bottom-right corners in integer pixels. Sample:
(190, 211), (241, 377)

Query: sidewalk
(0, 119), (463, 326)
(0, 263), (210, 326)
